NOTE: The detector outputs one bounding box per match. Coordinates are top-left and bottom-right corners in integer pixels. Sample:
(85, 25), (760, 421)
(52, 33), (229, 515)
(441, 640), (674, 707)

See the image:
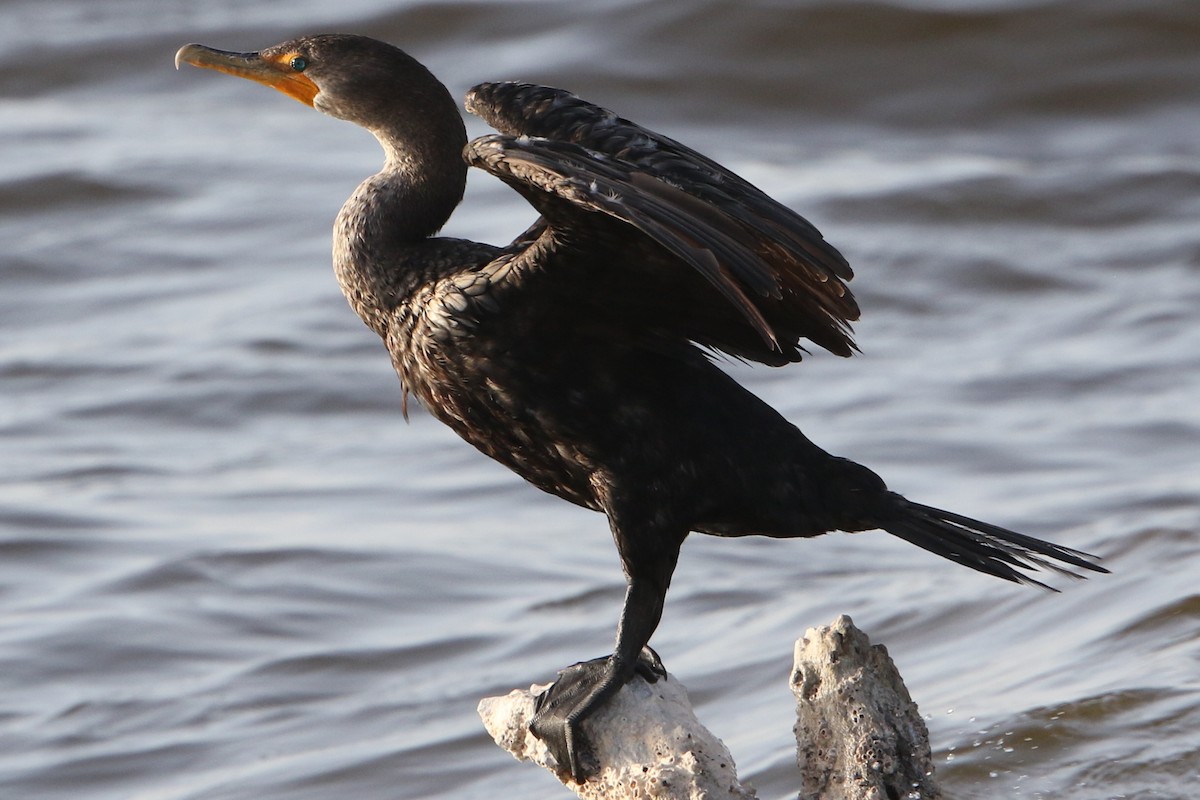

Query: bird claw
(529, 647), (666, 782)
(632, 644), (666, 683)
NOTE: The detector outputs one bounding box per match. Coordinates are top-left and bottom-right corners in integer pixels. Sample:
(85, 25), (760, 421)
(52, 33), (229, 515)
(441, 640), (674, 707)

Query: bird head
(175, 34), (454, 135)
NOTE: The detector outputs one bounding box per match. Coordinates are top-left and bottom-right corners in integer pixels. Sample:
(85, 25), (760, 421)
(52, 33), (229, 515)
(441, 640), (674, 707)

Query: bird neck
(333, 119), (467, 337)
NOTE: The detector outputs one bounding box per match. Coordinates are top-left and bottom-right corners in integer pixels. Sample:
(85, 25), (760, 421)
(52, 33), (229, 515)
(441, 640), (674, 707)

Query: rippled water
(2, 1), (1198, 798)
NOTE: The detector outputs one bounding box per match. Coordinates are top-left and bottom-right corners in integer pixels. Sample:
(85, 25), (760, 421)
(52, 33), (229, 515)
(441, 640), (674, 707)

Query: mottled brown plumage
(177, 34), (1106, 783)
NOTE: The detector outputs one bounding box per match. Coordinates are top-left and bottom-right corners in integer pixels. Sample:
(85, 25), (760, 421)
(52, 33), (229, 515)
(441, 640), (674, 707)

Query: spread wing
(462, 81), (859, 365)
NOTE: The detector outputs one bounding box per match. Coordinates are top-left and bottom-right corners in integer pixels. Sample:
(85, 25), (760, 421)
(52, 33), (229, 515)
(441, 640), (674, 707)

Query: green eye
(290, 56), (308, 72)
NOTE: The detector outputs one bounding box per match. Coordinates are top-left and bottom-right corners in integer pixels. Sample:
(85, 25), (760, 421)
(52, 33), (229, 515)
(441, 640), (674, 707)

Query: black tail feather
(881, 497), (1109, 591)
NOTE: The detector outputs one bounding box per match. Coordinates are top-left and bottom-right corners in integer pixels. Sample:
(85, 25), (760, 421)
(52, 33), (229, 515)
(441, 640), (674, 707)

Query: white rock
(478, 671), (755, 799)
(791, 615), (942, 800)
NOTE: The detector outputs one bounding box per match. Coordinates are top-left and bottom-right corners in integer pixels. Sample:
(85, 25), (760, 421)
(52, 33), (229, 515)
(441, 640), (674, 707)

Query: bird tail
(878, 496), (1108, 590)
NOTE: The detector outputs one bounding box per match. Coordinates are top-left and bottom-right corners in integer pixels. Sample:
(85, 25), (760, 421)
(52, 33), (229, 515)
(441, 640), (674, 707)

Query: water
(2, 1), (1198, 797)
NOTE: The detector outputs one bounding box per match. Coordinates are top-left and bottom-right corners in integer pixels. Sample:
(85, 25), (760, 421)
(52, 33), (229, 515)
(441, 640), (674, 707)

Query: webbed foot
(529, 646), (666, 782)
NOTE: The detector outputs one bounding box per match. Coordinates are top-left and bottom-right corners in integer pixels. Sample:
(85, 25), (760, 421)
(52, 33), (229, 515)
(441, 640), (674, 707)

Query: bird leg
(529, 575), (673, 782)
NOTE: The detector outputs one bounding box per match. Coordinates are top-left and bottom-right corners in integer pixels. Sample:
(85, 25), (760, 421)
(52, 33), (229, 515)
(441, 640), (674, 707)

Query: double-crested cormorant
(176, 34), (1106, 782)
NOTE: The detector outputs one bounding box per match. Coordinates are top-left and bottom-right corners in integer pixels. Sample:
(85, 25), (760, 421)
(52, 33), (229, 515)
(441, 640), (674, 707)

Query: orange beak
(175, 43), (319, 107)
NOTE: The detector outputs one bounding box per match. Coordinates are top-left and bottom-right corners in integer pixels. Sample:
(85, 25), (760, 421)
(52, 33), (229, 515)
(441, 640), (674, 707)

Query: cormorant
(176, 34), (1106, 783)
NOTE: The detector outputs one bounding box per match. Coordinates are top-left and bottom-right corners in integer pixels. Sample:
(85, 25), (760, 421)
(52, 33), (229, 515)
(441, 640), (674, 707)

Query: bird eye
(290, 56), (308, 72)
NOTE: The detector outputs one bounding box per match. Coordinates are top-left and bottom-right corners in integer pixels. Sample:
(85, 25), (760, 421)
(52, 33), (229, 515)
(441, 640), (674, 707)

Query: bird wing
(462, 81), (859, 364)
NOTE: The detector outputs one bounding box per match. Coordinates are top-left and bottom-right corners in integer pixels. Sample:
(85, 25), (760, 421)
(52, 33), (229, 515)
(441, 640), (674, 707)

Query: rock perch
(478, 665), (755, 799)
(791, 615), (941, 800)
(479, 616), (940, 799)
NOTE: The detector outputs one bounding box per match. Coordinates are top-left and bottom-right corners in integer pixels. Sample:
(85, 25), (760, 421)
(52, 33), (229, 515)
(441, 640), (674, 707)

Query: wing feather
(464, 82), (859, 363)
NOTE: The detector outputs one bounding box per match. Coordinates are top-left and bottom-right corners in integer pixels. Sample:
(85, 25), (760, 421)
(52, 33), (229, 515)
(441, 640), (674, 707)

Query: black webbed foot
(530, 646), (666, 782)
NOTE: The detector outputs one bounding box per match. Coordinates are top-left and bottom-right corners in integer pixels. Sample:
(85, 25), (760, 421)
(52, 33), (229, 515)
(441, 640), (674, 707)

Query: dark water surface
(2, 1), (1199, 798)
